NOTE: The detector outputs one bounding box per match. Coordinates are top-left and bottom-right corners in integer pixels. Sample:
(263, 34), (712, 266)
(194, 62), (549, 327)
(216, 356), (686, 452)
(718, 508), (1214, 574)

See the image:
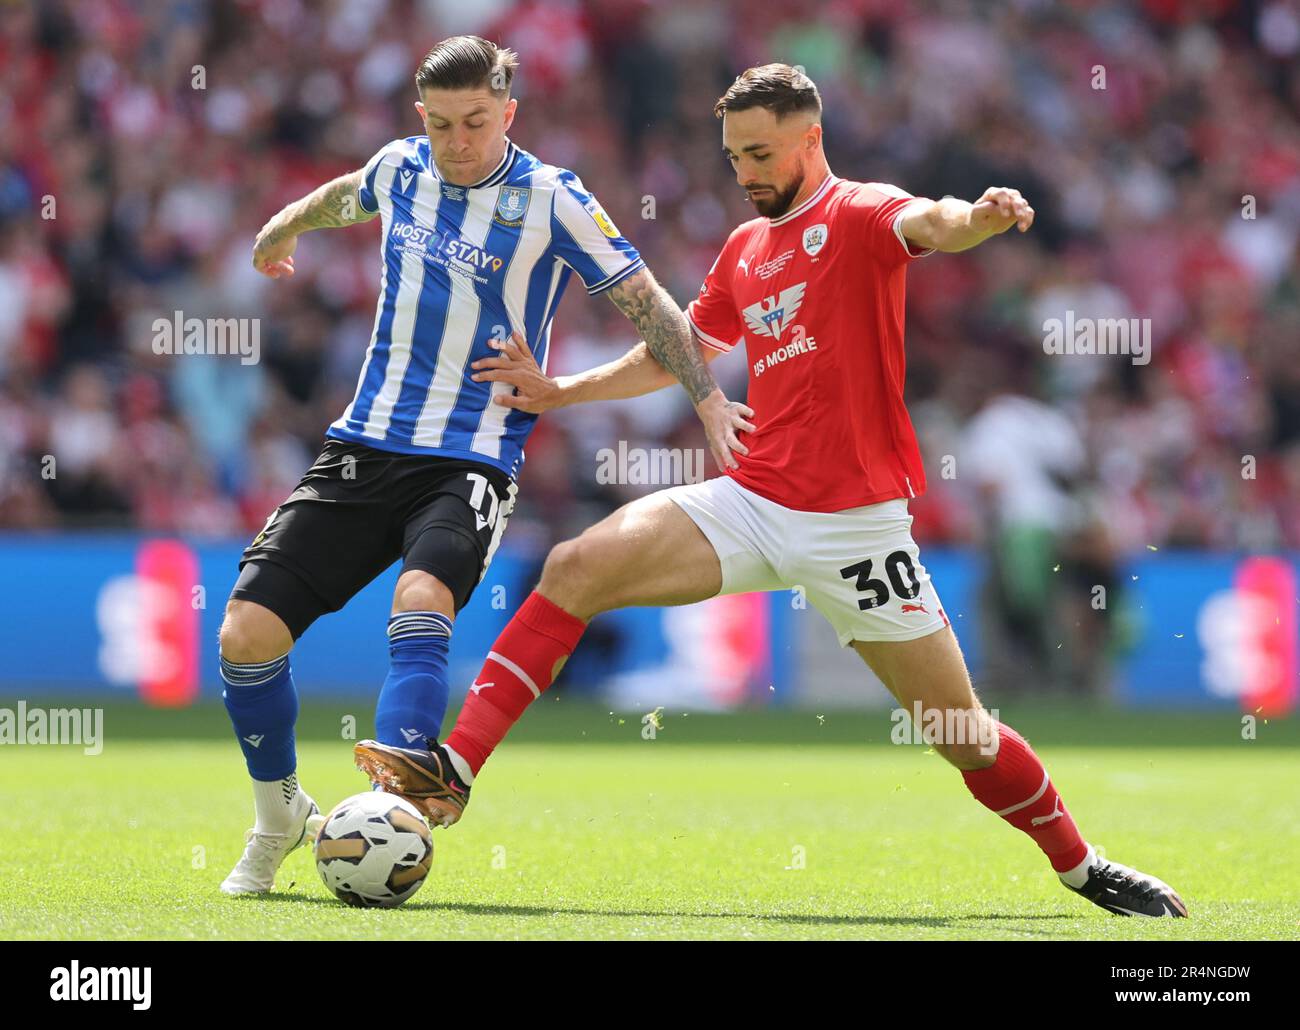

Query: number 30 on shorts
(839, 550), (921, 610)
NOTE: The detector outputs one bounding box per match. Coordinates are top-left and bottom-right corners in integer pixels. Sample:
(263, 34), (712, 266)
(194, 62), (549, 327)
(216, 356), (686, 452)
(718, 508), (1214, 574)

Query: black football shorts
(231, 438), (516, 639)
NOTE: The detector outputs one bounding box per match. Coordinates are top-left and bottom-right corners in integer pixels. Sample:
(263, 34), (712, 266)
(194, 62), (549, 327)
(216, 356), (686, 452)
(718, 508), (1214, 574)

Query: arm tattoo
(607, 269), (718, 405)
(263, 170), (375, 246)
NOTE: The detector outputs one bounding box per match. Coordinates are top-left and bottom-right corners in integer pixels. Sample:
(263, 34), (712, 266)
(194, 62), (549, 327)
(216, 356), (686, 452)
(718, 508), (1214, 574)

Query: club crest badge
(495, 186), (530, 226)
(802, 223), (828, 257)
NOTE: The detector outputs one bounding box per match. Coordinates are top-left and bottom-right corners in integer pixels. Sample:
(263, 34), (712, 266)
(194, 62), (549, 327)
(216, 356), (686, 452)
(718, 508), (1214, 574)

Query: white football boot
(220, 789), (324, 895)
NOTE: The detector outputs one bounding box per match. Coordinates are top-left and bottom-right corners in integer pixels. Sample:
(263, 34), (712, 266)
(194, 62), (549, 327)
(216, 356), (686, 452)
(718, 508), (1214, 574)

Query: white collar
(768, 173), (837, 227)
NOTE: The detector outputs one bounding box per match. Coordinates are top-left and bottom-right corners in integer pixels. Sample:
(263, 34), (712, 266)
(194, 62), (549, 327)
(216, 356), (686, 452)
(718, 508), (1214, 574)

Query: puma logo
(1031, 796), (1065, 827)
(469, 681), (494, 695)
(738, 256), (750, 275)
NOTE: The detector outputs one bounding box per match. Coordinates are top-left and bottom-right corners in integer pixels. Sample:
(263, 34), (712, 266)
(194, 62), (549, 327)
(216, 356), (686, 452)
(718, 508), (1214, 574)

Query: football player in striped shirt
(355, 64), (1187, 918)
(218, 36), (752, 895)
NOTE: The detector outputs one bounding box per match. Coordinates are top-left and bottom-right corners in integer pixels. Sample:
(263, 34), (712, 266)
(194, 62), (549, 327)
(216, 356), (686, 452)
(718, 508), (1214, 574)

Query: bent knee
(540, 534), (614, 611)
(543, 536), (591, 586)
(219, 600), (292, 664)
(392, 569), (456, 614)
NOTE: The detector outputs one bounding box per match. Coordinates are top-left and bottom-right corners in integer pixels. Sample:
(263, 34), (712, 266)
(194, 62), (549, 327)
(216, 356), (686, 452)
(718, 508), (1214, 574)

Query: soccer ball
(314, 792), (433, 908)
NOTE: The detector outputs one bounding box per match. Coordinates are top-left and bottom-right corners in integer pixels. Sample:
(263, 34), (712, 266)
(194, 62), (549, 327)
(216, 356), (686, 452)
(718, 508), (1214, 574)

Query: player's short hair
(415, 36), (518, 98)
(714, 63), (822, 120)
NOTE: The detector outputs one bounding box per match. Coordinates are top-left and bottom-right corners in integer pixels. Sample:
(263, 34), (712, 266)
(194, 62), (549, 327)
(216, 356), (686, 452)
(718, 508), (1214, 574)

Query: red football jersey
(687, 175), (934, 513)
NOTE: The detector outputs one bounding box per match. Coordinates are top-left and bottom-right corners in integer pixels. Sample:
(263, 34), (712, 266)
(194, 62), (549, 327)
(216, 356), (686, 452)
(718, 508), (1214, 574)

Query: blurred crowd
(1, 0), (1298, 575)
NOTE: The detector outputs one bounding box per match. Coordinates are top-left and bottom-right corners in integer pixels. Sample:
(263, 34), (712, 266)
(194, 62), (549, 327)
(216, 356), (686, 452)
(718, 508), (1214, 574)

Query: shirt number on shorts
(466, 473), (501, 531)
(839, 551), (920, 610)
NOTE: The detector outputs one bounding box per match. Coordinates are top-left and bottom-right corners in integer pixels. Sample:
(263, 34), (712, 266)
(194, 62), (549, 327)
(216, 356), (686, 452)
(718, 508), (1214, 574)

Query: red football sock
(961, 721), (1089, 873)
(446, 591), (587, 775)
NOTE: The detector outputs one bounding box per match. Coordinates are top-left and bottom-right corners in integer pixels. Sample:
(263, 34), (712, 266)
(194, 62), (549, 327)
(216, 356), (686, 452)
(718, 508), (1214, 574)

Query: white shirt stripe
(334, 166), (403, 433)
(412, 188), (498, 447)
(470, 185), (554, 458)
(364, 163), (434, 438)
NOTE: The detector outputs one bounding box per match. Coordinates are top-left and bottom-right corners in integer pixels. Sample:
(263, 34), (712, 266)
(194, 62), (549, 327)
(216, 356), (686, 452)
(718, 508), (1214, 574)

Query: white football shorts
(663, 476), (949, 646)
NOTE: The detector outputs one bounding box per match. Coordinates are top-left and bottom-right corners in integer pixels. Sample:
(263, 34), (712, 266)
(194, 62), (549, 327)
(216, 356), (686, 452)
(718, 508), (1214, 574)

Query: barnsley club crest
(802, 223), (828, 257)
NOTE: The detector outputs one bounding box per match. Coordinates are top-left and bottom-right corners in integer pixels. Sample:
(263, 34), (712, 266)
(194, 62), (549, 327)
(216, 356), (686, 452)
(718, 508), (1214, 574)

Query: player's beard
(747, 171), (805, 219)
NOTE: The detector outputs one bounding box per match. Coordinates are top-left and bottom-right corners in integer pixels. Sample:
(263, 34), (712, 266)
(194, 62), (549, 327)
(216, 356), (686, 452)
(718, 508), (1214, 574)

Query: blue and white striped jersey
(327, 136), (644, 478)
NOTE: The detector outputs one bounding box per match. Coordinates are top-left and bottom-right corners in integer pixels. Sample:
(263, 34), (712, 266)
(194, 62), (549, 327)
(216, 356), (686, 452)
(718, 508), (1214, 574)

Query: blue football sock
(374, 611), (453, 748)
(220, 652), (298, 781)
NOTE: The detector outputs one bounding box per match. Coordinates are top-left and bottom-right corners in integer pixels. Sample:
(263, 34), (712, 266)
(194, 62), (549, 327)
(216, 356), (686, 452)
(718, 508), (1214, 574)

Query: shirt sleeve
(685, 241), (744, 354)
(357, 141), (399, 215)
(550, 170), (645, 296)
(855, 183), (935, 265)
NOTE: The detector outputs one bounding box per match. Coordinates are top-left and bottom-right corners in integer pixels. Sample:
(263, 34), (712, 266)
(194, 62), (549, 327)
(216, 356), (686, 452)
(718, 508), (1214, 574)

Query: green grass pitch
(1, 700), (1296, 940)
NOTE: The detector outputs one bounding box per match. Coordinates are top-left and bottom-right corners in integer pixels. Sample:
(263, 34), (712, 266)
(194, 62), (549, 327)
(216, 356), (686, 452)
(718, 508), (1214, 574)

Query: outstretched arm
(899, 187), (1034, 254)
(606, 268), (754, 470)
(603, 269), (719, 407)
(560, 338), (721, 404)
(470, 269), (756, 470)
(472, 334), (725, 408)
(252, 169), (378, 278)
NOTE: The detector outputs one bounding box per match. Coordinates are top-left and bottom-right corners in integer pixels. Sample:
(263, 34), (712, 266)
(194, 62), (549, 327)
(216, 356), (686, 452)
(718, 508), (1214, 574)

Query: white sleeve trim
(687, 314), (737, 353)
(587, 257), (645, 297)
(892, 200), (935, 259)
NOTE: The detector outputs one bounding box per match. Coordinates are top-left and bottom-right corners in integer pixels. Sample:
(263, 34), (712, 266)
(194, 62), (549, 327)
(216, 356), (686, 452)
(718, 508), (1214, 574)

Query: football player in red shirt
(356, 64), (1186, 917)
